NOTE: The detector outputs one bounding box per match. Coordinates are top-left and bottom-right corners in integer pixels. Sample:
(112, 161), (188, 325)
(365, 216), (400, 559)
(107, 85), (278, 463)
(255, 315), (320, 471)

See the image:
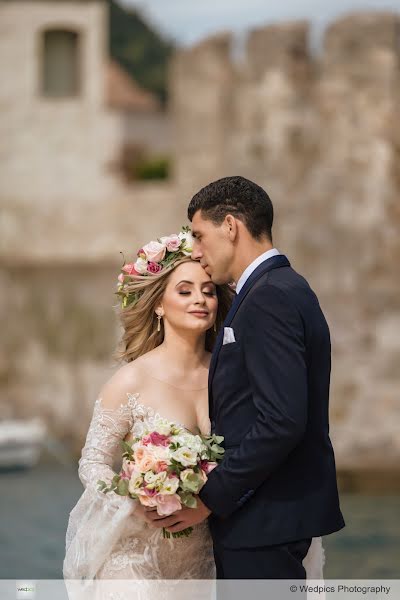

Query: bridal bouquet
(98, 418), (224, 538)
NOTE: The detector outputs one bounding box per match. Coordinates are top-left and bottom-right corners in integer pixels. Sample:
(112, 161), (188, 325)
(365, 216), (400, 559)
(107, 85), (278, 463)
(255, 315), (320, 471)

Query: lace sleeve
(78, 395), (134, 501)
(64, 393), (142, 582)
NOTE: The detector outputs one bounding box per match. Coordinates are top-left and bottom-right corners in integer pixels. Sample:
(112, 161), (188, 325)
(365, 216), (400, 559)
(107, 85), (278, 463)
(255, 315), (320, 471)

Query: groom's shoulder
(248, 265), (320, 310)
(253, 262), (310, 292)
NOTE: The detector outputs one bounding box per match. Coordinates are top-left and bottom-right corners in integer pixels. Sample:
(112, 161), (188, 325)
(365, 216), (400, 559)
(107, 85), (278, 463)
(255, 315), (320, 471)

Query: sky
(122, 0), (400, 46)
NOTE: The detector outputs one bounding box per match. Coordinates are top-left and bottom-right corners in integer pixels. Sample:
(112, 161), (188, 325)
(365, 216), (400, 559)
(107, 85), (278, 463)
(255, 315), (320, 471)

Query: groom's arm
(199, 284), (308, 518)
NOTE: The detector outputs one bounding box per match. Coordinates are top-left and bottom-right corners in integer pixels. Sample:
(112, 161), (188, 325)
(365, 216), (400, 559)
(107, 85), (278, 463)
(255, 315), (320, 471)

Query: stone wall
(1, 7), (399, 470)
(0, 0), (190, 454)
(171, 12), (400, 470)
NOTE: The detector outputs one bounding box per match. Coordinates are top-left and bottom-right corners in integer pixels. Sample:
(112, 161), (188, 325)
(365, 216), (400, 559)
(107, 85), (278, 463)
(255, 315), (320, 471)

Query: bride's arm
(78, 381), (136, 500)
(64, 375), (139, 580)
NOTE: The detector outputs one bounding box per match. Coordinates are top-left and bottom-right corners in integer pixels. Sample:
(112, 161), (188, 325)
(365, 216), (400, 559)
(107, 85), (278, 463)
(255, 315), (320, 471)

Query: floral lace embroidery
(125, 392), (195, 438)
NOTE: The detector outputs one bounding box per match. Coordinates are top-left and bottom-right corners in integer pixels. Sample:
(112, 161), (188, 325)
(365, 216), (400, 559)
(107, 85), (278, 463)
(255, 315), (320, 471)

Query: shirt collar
(235, 248), (281, 295)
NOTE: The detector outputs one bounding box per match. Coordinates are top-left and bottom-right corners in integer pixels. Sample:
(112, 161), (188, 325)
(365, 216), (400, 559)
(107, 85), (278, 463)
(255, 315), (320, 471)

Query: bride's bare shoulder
(98, 359), (144, 410)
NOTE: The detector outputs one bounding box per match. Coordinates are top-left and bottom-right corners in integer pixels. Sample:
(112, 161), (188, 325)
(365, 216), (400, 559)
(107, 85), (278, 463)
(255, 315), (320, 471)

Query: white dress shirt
(235, 248), (281, 295)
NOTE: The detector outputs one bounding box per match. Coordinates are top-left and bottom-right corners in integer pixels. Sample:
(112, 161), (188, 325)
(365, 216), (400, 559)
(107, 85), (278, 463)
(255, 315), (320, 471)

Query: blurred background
(0, 0), (399, 581)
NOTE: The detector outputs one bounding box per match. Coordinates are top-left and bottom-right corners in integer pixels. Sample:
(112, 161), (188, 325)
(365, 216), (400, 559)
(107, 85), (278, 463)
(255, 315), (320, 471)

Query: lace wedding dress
(63, 391), (325, 584)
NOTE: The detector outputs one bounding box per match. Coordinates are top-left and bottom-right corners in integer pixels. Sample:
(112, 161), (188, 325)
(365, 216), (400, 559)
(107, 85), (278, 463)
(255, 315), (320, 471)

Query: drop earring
(157, 314), (162, 332)
(213, 322), (217, 333)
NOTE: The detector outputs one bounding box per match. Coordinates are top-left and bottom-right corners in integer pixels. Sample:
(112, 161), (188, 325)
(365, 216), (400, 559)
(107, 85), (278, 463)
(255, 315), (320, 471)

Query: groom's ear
(224, 215), (238, 241)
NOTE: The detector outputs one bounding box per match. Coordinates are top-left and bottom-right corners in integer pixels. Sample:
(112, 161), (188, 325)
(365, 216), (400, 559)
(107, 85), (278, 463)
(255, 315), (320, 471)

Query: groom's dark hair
(187, 175), (274, 242)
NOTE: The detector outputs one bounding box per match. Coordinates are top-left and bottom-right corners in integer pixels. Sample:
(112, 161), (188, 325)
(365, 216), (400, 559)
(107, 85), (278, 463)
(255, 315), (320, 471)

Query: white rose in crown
(134, 257), (149, 274)
(178, 231), (194, 256)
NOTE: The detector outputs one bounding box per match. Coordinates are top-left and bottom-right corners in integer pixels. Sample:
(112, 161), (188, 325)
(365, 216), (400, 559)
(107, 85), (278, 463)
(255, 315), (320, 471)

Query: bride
(63, 228), (324, 582)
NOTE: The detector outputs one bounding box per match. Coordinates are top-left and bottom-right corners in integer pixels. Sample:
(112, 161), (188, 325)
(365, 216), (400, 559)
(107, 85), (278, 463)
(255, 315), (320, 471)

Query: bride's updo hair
(114, 256), (234, 363)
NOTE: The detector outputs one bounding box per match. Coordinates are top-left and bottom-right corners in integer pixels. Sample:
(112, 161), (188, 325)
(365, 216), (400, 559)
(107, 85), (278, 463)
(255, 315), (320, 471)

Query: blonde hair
(113, 256), (234, 363)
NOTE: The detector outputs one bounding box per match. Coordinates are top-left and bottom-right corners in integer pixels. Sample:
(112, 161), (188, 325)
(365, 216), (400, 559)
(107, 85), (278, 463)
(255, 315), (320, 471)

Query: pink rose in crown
(122, 263), (139, 276)
(160, 234), (181, 252)
(142, 241), (166, 263)
(134, 258), (148, 274)
(147, 262), (162, 274)
(155, 493), (182, 516)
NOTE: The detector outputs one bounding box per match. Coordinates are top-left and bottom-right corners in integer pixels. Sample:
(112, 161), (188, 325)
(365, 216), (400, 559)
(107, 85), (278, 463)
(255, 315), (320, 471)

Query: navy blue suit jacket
(199, 255), (345, 548)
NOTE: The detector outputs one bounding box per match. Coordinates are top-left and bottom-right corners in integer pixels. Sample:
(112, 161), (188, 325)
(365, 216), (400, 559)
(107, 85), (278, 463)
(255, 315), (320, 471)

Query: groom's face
(191, 211), (233, 285)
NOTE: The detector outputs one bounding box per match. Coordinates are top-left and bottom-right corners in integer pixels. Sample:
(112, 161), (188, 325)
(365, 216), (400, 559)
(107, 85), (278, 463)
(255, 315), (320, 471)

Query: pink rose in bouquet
(155, 493), (182, 516)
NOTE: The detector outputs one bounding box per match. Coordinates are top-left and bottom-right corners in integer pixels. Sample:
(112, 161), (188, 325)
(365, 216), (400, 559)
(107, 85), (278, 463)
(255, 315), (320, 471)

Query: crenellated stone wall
(1, 6), (399, 470)
(171, 12), (400, 470)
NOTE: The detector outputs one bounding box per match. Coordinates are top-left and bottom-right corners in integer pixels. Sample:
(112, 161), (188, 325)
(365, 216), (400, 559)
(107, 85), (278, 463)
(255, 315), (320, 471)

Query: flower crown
(116, 226), (194, 308)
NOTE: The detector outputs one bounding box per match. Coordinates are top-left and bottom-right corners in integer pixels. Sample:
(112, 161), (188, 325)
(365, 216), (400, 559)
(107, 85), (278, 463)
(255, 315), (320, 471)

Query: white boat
(0, 418), (46, 469)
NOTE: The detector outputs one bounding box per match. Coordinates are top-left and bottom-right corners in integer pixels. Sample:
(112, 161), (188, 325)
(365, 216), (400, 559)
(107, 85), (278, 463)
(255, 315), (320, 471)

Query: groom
(146, 175), (345, 579)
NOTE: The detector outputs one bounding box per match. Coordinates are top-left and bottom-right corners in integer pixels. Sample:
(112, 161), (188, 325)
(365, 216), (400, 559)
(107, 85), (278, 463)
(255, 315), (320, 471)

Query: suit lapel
(208, 254), (290, 417)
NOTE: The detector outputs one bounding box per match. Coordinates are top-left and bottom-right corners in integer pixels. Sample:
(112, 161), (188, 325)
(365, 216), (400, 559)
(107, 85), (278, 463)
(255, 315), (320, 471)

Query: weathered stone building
(0, 1), (119, 207)
(0, 0), (174, 262)
(1, 2), (399, 474)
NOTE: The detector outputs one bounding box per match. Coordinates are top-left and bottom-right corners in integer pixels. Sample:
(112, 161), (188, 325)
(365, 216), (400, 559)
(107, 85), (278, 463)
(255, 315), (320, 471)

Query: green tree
(108, 0), (174, 104)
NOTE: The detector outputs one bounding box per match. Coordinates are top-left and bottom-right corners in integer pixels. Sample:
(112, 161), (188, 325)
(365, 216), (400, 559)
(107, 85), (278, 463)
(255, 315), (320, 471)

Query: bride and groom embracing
(64, 175), (345, 585)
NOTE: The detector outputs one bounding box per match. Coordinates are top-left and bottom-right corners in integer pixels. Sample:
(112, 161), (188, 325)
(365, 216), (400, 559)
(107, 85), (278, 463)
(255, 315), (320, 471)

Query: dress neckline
(94, 392), (209, 436)
(126, 392), (204, 436)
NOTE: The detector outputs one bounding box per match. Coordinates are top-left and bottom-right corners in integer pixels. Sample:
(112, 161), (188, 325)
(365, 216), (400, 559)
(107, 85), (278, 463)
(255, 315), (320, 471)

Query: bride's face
(159, 262), (218, 336)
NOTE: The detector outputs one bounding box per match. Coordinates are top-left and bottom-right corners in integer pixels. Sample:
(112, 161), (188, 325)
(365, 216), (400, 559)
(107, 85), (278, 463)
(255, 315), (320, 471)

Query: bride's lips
(189, 311), (209, 317)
